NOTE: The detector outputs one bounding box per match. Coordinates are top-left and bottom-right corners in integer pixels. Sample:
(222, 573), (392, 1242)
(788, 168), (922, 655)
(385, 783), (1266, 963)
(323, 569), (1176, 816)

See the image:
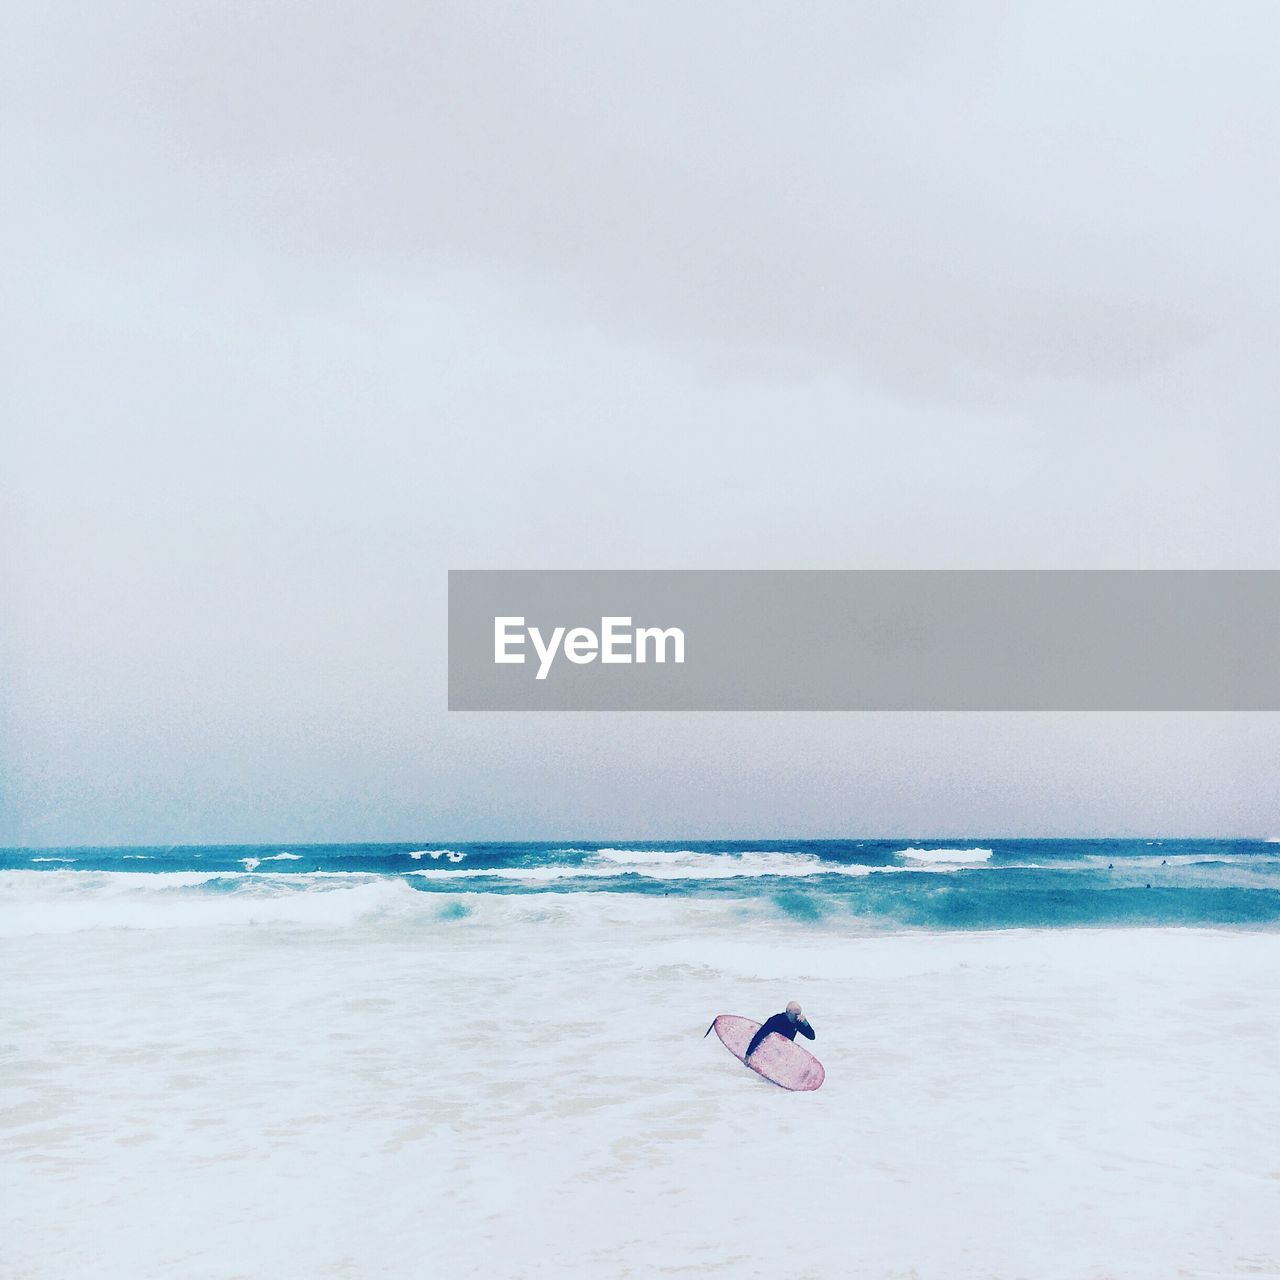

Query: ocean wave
(4, 870), (231, 889)
(412, 849), (889, 882)
(0, 872), (420, 935)
(3, 871), (741, 936)
(4, 865), (1280, 936)
(240, 849), (312, 868)
(1072, 853), (1280, 870)
(896, 847), (994, 864)
(407, 850), (465, 862)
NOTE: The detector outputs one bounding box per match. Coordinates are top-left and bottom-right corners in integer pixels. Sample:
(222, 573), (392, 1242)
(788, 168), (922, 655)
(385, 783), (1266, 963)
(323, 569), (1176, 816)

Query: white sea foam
(4, 913), (1278, 1279)
(408, 849), (465, 861)
(31, 856), (76, 863)
(240, 857), (261, 871)
(4, 870), (230, 890)
(407, 845), (1000, 882)
(412, 848), (883, 881)
(896, 846), (994, 864)
(261, 852), (301, 861)
(0, 871), (419, 936)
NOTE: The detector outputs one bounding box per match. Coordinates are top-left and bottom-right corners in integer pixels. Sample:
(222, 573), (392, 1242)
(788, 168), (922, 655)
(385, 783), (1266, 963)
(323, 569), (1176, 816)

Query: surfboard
(708, 1014), (825, 1091)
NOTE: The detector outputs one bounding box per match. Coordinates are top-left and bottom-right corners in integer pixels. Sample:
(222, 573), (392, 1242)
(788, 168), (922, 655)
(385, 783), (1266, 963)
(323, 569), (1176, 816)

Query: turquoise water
(5, 839), (1280, 930)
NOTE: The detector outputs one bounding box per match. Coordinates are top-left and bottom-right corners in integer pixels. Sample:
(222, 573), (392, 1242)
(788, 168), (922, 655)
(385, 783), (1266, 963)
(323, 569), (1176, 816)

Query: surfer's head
(785, 1000), (803, 1022)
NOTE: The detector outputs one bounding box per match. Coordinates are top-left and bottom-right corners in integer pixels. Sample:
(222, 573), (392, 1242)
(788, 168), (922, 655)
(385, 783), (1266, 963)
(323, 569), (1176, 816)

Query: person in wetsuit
(745, 1000), (815, 1062)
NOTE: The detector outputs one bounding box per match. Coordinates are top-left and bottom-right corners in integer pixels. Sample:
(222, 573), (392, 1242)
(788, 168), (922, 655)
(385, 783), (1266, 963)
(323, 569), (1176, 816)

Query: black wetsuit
(745, 1012), (815, 1060)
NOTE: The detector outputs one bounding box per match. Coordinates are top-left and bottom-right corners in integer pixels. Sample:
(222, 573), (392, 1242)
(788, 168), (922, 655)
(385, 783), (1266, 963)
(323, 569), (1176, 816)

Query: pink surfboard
(709, 1014), (825, 1091)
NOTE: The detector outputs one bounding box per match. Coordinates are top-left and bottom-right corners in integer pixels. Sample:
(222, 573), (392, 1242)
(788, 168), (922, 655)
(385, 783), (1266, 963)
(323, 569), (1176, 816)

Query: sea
(6, 837), (1280, 1277)
(4, 837), (1280, 934)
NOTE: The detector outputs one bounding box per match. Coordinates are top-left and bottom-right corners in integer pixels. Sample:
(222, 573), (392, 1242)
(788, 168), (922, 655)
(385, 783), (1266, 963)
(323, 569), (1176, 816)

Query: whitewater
(2, 841), (1279, 1278)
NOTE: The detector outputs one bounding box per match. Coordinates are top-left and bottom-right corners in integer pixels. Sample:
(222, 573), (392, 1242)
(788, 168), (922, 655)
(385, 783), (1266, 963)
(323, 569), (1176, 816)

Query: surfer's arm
(796, 1019), (815, 1041)
(744, 1014), (786, 1059)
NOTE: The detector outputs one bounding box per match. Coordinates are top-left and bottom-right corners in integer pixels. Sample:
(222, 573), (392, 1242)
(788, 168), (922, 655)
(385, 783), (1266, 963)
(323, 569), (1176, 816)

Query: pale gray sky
(3, 2), (1279, 843)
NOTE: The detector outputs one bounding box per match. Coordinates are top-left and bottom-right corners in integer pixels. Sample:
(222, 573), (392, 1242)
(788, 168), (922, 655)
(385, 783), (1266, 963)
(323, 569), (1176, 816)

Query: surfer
(744, 1000), (815, 1062)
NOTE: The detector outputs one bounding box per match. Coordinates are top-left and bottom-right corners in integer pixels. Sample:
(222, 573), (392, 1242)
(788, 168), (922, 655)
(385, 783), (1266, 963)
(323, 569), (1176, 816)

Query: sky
(3, 2), (1279, 844)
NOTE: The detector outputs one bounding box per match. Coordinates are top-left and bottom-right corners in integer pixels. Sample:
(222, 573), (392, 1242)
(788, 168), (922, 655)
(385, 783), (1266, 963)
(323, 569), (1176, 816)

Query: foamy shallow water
(2, 900), (1278, 1278)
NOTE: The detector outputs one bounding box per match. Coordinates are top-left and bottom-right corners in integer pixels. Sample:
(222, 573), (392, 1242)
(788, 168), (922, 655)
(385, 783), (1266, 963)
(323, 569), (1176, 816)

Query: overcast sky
(3, 2), (1279, 844)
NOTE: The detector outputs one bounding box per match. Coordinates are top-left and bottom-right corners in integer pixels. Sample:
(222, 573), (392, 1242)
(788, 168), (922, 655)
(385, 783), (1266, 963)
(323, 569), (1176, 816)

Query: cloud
(9, 3), (1277, 394)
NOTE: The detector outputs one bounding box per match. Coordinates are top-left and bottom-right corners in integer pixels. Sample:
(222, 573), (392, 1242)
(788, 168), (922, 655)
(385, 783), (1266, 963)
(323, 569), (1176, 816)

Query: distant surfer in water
(744, 1000), (815, 1063)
